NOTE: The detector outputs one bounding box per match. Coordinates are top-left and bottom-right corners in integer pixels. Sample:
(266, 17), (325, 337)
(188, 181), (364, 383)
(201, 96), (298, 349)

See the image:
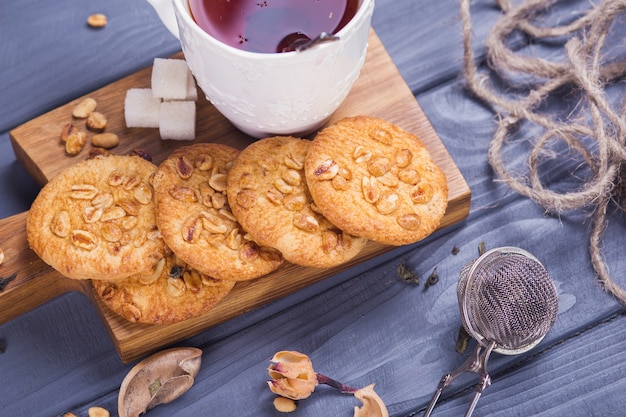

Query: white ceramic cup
(151, 0), (374, 138)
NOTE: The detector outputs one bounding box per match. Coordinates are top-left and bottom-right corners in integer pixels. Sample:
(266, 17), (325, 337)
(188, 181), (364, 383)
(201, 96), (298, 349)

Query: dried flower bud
(266, 350), (386, 417)
(267, 351), (317, 400)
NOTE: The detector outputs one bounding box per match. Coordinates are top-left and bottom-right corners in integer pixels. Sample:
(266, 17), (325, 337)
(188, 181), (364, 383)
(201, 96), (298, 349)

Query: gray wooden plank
(372, 0), (595, 95)
(0, 132), (40, 216)
(0, 0), (180, 133)
(2, 0), (626, 416)
(417, 312), (626, 416)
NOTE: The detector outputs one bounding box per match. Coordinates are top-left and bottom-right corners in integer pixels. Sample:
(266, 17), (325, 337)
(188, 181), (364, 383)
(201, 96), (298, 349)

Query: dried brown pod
(118, 347), (202, 417)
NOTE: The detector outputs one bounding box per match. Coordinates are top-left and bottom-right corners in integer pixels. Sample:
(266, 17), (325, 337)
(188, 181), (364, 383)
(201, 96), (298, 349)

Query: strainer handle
(422, 341), (495, 417)
(422, 374), (451, 417)
(465, 373), (491, 417)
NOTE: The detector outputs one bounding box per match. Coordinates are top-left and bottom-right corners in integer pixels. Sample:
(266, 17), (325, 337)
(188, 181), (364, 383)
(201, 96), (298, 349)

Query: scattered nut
(354, 146), (373, 163)
(397, 213), (421, 230)
(129, 148), (153, 161)
(122, 175), (141, 191)
(91, 193), (114, 210)
(87, 13), (108, 28)
(235, 189), (257, 209)
(167, 276), (186, 297)
(0, 248), (4, 266)
(376, 192), (399, 214)
(88, 147), (109, 159)
(72, 97), (97, 118)
(169, 186), (198, 203)
(367, 157), (391, 177)
(60, 123), (77, 142)
(50, 211), (71, 237)
(274, 178), (293, 194)
(208, 171), (228, 192)
(70, 229), (98, 251)
(396, 148), (413, 168)
(91, 132), (119, 149)
(134, 184), (153, 205)
(88, 406), (110, 417)
(182, 270), (202, 293)
(283, 153), (303, 170)
(175, 156), (194, 179)
(83, 206), (103, 223)
(293, 213), (319, 232)
(211, 192), (227, 209)
(314, 159), (339, 180)
(101, 206), (126, 222)
(65, 130), (87, 155)
(86, 111), (108, 131)
(398, 168), (420, 185)
(139, 258), (166, 284)
(362, 176), (381, 204)
(195, 154), (213, 171)
(368, 127), (394, 145)
(181, 215), (203, 243)
(273, 397), (297, 413)
(410, 183), (434, 204)
(108, 171), (125, 187)
(70, 184), (99, 200)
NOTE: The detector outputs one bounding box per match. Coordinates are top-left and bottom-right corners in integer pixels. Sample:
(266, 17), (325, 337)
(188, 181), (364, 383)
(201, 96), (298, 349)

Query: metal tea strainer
(423, 246), (559, 417)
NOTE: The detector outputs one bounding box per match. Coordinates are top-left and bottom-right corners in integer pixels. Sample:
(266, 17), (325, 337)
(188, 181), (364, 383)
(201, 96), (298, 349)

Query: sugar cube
(159, 101), (196, 140)
(124, 88), (161, 128)
(151, 58), (190, 100)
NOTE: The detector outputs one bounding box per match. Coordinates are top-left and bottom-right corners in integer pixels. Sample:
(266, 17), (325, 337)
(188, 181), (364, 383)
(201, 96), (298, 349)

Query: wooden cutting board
(3, 30), (470, 363)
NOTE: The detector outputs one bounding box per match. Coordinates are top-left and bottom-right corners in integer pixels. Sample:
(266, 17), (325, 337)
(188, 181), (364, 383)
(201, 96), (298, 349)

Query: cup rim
(174, 0), (374, 59)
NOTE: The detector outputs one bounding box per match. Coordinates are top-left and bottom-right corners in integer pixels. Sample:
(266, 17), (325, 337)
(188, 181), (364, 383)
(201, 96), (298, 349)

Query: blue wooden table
(2, 1), (626, 416)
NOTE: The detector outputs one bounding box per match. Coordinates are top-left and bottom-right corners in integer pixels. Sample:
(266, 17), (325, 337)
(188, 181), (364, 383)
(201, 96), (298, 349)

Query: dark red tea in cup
(188, 0), (359, 53)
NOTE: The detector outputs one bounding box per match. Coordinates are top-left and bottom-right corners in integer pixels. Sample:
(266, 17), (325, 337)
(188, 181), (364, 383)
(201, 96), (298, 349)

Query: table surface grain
(1, 1), (626, 416)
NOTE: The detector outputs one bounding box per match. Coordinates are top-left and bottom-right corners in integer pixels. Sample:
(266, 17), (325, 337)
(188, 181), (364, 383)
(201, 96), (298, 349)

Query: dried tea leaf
(424, 268), (439, 289)
(397, 262), (419, 285)
(478, 241), (486, 256)
(149, 379), (162, 397)
(146, 375), (195, 410)
(455, 326), (471, 354)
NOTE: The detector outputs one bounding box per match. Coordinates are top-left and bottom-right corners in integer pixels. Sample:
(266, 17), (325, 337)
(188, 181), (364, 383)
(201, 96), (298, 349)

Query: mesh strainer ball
(457, 246), (559, 354)
(423, 247), (560, 417)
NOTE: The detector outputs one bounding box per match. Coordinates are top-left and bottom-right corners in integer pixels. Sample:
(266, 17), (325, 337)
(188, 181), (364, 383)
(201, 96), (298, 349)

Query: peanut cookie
(92, 253), (236, 324)
(27, 155), (168, 280)
(305, 116), (448, 246)
(151, 143), (284, 281)
(227, 136), (367, 268)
